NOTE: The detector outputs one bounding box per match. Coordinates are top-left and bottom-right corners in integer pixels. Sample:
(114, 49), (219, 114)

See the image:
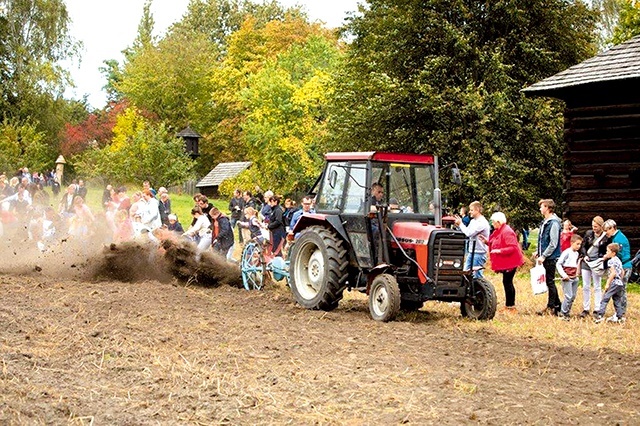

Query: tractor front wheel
(369, 274), (401, 322)
(461, 277), (497, 320)
(290, 226), (348, 311)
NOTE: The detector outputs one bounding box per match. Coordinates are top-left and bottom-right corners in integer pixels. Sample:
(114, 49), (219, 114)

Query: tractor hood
(391, 221), (438, 248)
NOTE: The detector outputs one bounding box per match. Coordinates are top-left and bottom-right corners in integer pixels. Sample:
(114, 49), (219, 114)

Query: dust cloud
(0, 234), (242, 288)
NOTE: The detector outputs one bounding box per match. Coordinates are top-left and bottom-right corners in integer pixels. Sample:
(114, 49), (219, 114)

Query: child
(556, 234), (582, 320)
(594, 243), (626, 324)
(560, 219), (578, 251)
(167, 214), (184, 234)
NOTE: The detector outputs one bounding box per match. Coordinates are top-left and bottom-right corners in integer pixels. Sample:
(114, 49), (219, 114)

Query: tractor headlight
(453, 259), (462, 269)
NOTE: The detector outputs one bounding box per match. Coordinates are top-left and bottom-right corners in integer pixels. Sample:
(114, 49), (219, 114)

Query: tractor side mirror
(451, 167), (462, 185)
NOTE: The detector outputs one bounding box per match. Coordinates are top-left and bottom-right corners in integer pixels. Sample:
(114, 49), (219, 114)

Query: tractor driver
(370, 182), (384, 211)
(370, 182), (385, 263)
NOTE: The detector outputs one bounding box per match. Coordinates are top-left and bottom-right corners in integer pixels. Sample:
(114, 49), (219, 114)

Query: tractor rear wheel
(369, 274), (401, 322)
(460, 277), (497, 320)
(290, 226), (348, 311)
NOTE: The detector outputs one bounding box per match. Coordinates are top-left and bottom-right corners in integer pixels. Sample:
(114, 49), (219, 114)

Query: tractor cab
(298, 152), (442, 270)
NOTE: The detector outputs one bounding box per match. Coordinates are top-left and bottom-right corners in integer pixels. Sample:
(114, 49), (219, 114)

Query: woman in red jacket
(481, 212), (525, 312)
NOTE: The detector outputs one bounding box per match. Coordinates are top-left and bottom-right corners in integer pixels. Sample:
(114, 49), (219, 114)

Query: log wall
(563, 102), (640, 251)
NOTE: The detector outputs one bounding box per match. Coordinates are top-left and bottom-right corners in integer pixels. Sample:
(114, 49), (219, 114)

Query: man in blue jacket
(535, 199), (562, 315)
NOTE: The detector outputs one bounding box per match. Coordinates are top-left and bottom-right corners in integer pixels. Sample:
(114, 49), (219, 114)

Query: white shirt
(185, 215), (211, 238)
(458, 215), (490, 254)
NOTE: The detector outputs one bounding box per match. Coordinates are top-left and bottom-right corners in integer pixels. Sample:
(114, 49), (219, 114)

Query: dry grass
(301, 269), (640, 355)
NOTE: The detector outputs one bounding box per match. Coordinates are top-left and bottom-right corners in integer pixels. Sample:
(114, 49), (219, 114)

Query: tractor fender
(365, 263), (392, 294)
(293, 213), (351, 247)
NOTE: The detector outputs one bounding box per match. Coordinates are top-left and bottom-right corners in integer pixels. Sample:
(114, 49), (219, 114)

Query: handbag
(530, 264), (547, 295)
(585, 258), (604, 275)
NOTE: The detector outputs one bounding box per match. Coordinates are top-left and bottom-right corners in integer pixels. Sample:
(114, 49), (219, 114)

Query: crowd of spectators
(0, 170), (318, 268)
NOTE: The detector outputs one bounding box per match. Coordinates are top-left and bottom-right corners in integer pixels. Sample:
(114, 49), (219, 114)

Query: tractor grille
(429, 230), (466, 297)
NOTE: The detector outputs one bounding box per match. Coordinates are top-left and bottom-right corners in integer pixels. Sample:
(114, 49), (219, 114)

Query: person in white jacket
(454, 200), (490, 278)
(183, 206), (212, 258)
(140, 189), (162, 231)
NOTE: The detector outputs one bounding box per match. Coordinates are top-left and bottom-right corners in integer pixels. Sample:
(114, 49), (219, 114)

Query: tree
(110, 0), (310, 176)
(592, 0), (624, 49)
(0, 0), (79, 126)
(610, 0), (640, 44)
(0, 118), (52, 174)
(0, 0), (85, 171)
(329, 0), (597, 228)
(74, 107), (194, 186)
(60, 100), (128, 157)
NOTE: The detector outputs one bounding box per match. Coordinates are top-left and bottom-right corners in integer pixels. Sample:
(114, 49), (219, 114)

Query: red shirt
(487, 224), (525, 272)
(560, 230), (574, 252)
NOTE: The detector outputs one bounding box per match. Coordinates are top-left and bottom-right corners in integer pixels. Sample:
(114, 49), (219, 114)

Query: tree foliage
(0, 0), (84, 172)
(0, 0), (79, 129)
(60, 101), (128, 157)
(111, 0), (311, 178)
(592, 0), (624, 48)
(610, 0), (640, 44)
(215, 17), (342, 196)
(330, 0), (597, 228)
(74, 107), (194, 186)
(0, 118), (52, 174)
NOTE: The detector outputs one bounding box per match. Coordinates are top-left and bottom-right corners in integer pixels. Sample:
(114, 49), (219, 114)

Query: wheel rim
(293, 241), (325, 300)
(371, 283), (389, 317)
(241, 242), (264, 290)
(465, 288), (486, 317)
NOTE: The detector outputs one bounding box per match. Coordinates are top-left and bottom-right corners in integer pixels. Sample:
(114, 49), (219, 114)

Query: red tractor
(289, 152), (497, 322)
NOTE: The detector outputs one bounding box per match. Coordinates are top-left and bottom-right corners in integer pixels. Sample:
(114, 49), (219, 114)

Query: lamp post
(55, 155), (66, 186)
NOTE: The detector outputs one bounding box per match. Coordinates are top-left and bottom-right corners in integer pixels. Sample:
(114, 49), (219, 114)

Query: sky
(63, 0), (361, 109)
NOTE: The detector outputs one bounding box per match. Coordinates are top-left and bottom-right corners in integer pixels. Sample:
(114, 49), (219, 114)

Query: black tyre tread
(461, 277), (497, 320)
(290, 225), (349, 311)
(369, 274), (401, 322)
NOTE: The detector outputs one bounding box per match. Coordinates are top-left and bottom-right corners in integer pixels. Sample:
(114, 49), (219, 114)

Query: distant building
(196, 161), (252, 198)
(523, 36), (640, 249)
(177, 126), (201, 159)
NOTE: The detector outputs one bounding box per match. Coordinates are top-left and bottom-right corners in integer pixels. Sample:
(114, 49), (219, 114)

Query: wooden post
(55, 155), (66, 186)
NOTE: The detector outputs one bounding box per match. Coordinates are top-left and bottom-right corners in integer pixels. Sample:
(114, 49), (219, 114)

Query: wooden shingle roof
(196, 161), (252, 188)
(177, 126), (202, 138)
(523, 35), (640, 96)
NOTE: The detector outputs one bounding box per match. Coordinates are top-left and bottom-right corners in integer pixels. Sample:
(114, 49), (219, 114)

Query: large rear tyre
(289, 226), (348, 311)
(369, 274), (401, 322)
(461, 277), (497, 320)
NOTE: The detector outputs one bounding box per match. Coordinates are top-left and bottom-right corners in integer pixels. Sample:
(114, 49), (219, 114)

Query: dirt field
(1, 240), (639, 424)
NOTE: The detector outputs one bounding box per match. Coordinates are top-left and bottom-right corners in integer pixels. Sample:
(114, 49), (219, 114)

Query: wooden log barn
(523, 35), (640, 251)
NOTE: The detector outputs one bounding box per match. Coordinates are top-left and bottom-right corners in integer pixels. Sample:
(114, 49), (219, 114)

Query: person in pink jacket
(480, 212), (525, 312)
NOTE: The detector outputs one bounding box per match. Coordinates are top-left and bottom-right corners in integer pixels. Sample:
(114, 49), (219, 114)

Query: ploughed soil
(0, 239), (639, 424)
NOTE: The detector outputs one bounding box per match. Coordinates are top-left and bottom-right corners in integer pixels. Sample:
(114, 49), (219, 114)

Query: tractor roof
(324, 152), (434, 164)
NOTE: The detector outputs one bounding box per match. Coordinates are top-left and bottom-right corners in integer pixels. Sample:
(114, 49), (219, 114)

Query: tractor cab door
(315, 161), (375, 268)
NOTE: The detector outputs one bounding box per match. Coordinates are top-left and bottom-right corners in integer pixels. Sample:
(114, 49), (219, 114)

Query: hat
(168, 214), (177, 221)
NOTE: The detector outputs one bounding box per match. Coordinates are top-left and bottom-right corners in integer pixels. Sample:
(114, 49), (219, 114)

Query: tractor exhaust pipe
(433, 156), (442, 226)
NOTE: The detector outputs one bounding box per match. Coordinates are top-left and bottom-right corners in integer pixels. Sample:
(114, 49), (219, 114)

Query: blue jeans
(521, 229), (530, 250)
(596, 284), (625, 318)
(465, 252), (487, 278)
